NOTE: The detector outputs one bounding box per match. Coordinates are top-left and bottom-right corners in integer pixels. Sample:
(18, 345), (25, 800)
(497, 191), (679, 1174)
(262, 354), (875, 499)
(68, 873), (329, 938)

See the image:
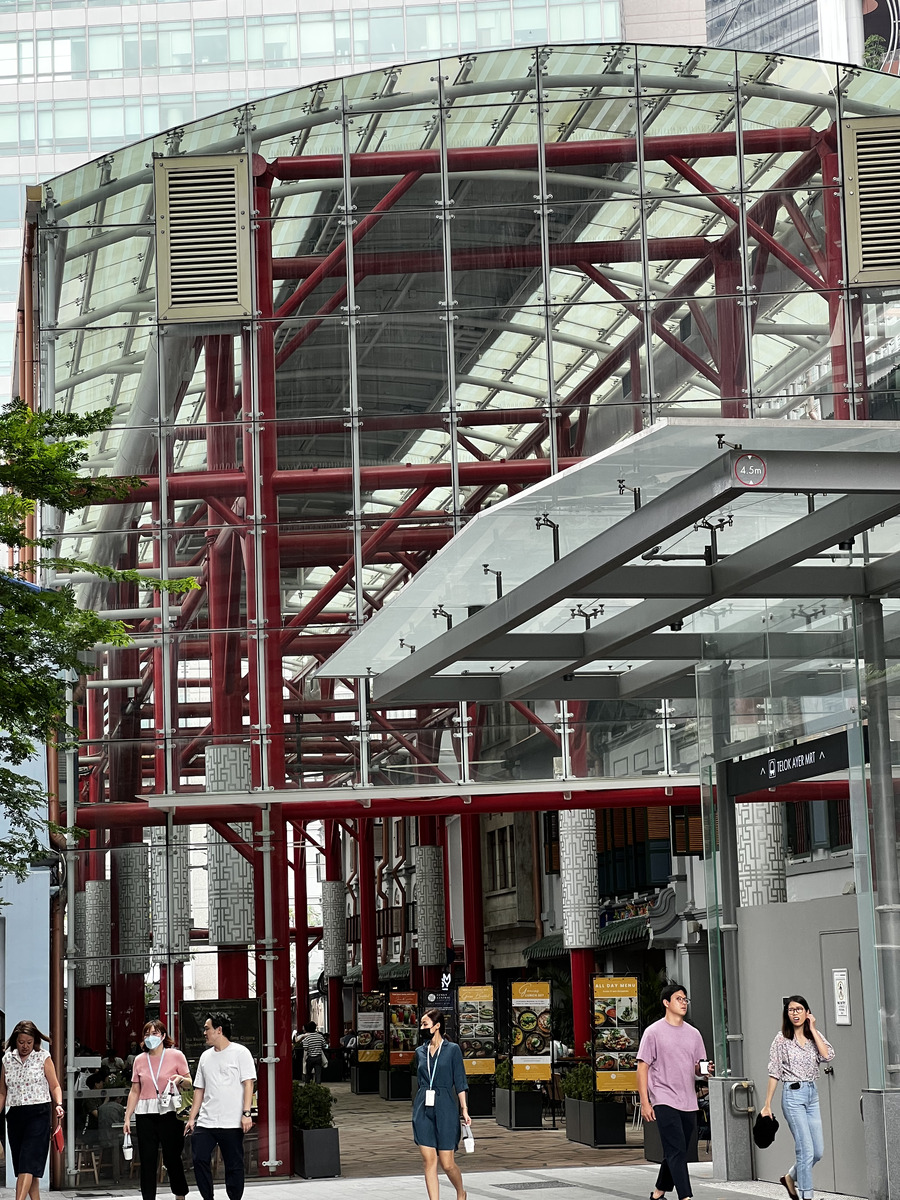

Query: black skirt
(7, 1102), (52, 1177)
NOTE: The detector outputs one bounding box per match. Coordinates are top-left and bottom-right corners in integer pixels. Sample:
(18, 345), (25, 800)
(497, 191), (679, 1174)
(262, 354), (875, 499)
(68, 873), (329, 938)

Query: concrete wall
(622, 0), (708, 45)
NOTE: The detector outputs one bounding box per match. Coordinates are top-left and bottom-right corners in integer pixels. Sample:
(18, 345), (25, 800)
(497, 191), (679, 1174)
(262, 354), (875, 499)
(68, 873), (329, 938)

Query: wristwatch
(242, 1110), (252, 1117)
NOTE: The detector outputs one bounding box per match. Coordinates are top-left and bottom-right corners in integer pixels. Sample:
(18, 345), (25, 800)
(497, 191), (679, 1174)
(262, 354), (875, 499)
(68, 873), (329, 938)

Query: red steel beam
(266, 128), (819, 181)
(272, 238), (713, 280)
(170, 409), (548, 440)
(115, 457), (578, 505)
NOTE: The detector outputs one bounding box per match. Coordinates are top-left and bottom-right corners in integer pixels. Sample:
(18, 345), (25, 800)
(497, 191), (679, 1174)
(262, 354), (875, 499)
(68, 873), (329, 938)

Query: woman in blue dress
(412, 1009), (470, 1200)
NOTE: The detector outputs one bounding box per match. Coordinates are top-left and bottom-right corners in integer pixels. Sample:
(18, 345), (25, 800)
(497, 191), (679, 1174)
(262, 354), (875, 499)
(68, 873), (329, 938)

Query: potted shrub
(292, 1081), (340, 1178)
(378, 1049), (412, 1101)
(560, 1063), (626, 1147)
(494, 1058), (543, 1130)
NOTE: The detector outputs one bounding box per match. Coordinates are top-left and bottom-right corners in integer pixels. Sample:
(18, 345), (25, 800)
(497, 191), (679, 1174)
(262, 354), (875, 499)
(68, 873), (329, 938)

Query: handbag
(158, 1079), (180, 1115)
(52, 1124), (64, 1154)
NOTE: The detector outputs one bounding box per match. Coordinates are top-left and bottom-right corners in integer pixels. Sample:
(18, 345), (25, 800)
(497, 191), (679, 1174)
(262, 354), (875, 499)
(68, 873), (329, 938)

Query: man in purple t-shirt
(637, 982), (712, 1200)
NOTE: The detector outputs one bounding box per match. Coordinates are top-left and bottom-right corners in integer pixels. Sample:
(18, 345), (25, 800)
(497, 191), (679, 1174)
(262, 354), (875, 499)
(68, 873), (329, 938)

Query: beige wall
(622, 0), (708, 45)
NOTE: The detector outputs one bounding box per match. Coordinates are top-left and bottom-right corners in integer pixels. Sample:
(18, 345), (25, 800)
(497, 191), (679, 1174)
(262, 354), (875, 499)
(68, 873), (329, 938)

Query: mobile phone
(699, 1060), (711, 1077)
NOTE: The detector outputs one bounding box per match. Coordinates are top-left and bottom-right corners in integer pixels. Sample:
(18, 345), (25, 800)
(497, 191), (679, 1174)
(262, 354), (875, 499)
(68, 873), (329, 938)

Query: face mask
(419, 1027), (435, 1044)
(145, 1035), (163, 1050)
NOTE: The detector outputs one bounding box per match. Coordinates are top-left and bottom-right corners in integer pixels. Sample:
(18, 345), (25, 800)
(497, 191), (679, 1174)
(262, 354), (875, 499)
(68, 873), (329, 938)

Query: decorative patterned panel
(322, 879), (347, 978)
(116, 843), (151, 975)
(559, 808), (601, 949)
(81, 879), (111, 988)
(414, 845), (446, 966)
(73, 890), (86, 987)
(736, 802), (787, 906)
(150, 826), (191, 963)
(206, 744), (254, 946)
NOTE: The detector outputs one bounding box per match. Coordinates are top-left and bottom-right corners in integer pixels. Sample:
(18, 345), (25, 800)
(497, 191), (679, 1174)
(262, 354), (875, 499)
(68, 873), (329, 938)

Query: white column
(151, 825), (191, 962)
(559, 808), (601, 948)
(415, 844), (446, 966)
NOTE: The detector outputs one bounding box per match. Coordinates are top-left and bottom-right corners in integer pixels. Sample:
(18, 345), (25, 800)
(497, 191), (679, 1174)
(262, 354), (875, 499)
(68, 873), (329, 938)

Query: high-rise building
(0, 1), (715, 407)
(706, 0), (865, 62)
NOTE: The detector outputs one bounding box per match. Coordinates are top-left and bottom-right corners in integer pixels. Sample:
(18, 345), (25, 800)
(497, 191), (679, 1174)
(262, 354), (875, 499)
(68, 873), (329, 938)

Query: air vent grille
(842, 117), (900, 286)
(154, 155), (252, 321)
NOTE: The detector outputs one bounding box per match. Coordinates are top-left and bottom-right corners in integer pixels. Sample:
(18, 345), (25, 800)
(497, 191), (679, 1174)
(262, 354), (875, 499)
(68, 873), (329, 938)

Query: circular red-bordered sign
(734, 453), (767, 487)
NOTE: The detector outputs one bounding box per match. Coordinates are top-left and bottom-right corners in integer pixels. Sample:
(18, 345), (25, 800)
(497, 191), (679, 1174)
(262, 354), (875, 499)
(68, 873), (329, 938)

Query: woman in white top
(0, 1019), (64, 1200)
(123, 1020), (191, 1200)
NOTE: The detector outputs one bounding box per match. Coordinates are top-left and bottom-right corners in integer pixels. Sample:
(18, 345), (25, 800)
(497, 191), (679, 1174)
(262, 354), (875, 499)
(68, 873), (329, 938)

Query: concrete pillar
(559, 808), (600, 1055)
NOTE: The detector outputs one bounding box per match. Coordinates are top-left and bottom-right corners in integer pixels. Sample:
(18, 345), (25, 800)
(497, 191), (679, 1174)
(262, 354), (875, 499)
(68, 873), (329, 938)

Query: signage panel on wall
(179, 998), (262, 1066)
(592, 976), (639, 1093)
(388, 991), (419, 1065)
(458, 984), (495, 1076)
(511, 981), (551, 1082)
(832, 968), (851, 1026)
(725, 730), (867, 797)
(356, 990), (386, 1063)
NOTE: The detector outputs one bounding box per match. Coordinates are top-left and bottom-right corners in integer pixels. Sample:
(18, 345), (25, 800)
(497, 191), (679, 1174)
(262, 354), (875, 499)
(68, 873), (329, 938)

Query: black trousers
(191, 1126), (245, 1200)
(134, 1112), (189, 1200)
(654, 1105), (698, 1200)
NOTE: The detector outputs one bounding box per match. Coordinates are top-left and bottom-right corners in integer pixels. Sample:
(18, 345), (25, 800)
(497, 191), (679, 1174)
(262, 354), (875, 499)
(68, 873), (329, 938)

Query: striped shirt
(767, 1032), (834, 1082)
(301, 1032), (328, 1062)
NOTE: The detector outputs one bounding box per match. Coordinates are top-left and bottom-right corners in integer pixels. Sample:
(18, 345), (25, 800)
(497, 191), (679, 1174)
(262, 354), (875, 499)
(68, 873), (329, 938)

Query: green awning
(523, 916), (648, 961)
(344, 960), (412, 983)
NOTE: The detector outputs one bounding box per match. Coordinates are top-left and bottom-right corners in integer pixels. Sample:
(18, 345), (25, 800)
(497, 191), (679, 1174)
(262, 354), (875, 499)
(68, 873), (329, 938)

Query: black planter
(565, 1097), (627, 1147)
(293, 1127), (341, 1179)
(351, 1063), (380, 1094)
(495, 1087), (543, 1129)
(379, 1069), (413, 1101)
(322, 1049), (344, 1083)
(466, 1080), (494, 1117)
(643, 1114), (699, 1163)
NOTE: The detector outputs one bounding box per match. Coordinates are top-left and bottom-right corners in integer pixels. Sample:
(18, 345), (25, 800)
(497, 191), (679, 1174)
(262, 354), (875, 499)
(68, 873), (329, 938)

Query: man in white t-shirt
(186, 1013), (257, 1200)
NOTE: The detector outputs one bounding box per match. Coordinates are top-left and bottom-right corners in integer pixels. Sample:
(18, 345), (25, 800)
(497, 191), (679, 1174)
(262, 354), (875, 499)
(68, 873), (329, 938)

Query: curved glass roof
(29, 42), (900, 677)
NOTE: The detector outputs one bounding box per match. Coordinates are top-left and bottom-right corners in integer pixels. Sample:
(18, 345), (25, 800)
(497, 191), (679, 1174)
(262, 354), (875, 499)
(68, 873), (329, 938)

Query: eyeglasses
(787, 1007), (806, 1015)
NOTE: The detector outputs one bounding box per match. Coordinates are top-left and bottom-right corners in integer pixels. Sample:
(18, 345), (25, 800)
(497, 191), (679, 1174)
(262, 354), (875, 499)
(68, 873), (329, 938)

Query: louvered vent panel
(842, 117), (900, 286)
(154, 155), (252, 321)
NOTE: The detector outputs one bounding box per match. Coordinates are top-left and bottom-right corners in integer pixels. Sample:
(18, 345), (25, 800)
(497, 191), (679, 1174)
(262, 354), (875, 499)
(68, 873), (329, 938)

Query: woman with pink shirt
(124, 1021), (190, 1200)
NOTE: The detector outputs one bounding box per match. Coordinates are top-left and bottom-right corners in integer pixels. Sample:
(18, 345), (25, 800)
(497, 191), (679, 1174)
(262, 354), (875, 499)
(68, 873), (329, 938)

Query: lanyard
(147, 1050), (167, 1096)
(427, 1041), (443, 1090)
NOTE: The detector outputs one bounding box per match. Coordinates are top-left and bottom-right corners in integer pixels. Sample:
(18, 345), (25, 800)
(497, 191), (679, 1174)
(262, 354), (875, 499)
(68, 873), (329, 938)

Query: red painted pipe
(267, 128), (818, 181)
(273, 237), (712, 280)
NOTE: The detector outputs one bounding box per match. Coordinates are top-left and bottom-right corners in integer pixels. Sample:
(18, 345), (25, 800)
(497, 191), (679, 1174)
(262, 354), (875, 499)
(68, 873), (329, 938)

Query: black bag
(753, 1112), (779, 1148)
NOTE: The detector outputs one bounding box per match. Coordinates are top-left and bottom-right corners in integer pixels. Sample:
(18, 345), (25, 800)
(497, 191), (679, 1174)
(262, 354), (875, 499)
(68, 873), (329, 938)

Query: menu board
(593, 975), (639, 1093)
(457, 984), (496, 1076)
(511, 981), (552, 1081)
(421, 987), (457, 1043)
(356, 990), (385, 1064)
(388, 990), (419, 1065)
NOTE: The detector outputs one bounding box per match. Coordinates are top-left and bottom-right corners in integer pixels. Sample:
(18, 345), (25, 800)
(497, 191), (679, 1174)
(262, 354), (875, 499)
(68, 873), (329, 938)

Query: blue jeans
(781, 1083), (824, 1199)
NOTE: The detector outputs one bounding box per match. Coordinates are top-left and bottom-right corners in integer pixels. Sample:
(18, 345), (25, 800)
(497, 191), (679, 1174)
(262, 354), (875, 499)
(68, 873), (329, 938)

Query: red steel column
(358, 820), (378, 992)
(570, 948), (594, 1059)
(460, 816), (485, 984)
(713, 252), (749, 420)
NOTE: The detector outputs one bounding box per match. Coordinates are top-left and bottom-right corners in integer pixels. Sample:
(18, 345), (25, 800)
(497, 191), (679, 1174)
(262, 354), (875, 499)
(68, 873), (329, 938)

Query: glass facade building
(0, 1), (624, 406)
(18, 37), (900, 1194)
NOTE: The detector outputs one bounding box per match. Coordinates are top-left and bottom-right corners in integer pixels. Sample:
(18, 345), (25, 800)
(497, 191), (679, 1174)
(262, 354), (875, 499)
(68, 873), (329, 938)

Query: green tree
(865, 34), (887, 71)
(0, 400), (196, 880)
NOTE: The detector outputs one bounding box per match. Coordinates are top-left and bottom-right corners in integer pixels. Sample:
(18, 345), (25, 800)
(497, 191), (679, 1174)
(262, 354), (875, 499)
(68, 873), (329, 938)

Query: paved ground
(20, 1083), (864, 1200)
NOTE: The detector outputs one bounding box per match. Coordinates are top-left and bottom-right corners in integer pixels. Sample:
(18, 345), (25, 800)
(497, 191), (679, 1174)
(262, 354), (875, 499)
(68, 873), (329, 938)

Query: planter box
(379, 1069), (412, 1101)
(322, 1049), (344, 1083)
(643, 1115), (699, 1164)
(351, 1063), (380, 1094)
(293, 1127), (341, 1179)
(466, 1080), (494, 1118)
(495, 1087), (543, 1130)
(565, 1097), (627, 1147)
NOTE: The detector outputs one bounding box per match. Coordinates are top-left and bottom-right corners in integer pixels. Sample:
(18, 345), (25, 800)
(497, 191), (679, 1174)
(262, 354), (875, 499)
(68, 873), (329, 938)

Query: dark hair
(421, 1009), (445, 1034)
(141, 1020), (174, 1050)
(10, 1020), (49, 1050)
(206, 1012), (232, 1040)
(661, 982), (687, 1007)
(782, 995), (812, 1040)
(303, 1021), (317, 1033)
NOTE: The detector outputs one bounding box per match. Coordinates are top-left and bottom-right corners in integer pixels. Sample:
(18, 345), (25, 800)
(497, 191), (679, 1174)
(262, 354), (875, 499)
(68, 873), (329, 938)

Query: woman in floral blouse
(0, 1020), (64, 1200)
(760, 995), (835, 1200)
